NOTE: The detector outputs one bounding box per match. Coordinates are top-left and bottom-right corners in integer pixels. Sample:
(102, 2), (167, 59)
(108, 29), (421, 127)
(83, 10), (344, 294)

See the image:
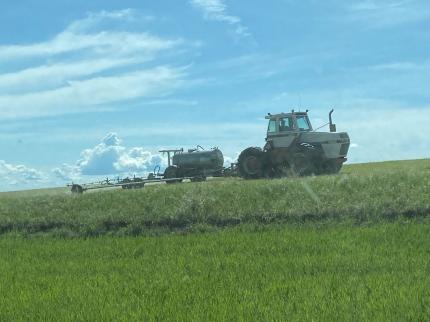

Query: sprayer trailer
(237, 109), (350, 179)
(68, 174), (197, 194)
(68, 146), (233, 193)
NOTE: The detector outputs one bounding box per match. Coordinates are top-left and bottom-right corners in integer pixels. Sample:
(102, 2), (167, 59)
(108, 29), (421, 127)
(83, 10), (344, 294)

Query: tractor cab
(266, 111), (313, 137)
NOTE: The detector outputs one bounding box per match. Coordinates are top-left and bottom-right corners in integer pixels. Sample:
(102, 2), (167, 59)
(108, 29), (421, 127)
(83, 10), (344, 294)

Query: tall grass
(0, 159), (428, 236)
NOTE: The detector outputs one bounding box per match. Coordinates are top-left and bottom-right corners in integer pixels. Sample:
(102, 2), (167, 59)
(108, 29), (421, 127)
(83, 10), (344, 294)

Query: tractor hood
(299, 131), (350, 158)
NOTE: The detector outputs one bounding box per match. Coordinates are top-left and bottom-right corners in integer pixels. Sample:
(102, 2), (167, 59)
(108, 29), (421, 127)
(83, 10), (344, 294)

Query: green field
(0, 159), (429, 320)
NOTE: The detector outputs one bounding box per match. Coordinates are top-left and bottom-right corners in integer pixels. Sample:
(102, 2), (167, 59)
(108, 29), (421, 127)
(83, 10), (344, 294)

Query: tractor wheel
(291, 153), (314, 176)
(164, 166), (182, 184)
(238, 147), (265, 179)
(323, 160), (342, 174)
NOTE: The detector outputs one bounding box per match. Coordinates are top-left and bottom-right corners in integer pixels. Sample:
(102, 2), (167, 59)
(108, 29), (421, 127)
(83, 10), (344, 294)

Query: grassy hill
(0, 159), (429, 237)
(0, 159), (429, 321)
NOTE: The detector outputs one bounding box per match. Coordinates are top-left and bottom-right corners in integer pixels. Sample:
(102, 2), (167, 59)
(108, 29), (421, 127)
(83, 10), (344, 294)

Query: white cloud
(0, 160), (44, 185)
(0, 10), (169, 61)
(346, 0), (429, 28)
(0, 9), (188, 119)
(0, 66), (186, 118)
(118, 148), (166, 173)
(53, 133), (168, 179)
(0, 30), (177, 61)
(51, 164), (81, 182)
(0, 57), (143, 94)
(223, 154), (239, 167)
(190, 0), (251, 37)
(350, 0), (411, 11)
(66, 9), (141, 33)
(337, 107), (430, 163)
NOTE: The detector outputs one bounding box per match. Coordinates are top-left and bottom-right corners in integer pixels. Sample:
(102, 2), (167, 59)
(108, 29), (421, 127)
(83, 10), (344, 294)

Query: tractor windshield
(296, 115), (311, 131)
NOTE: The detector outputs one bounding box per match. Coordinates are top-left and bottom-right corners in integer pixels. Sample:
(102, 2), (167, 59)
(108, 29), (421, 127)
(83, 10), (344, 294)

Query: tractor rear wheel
(238, 147), (265, 179)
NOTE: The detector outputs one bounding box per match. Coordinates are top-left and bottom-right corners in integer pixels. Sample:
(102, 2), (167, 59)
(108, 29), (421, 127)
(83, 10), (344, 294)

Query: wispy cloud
(346, 0), (429, 28)
(0, 57), (143, 94)
(0, 66), (186, 119)
(0, 9), (163, 60)
(0, 10), (188, 119)
(190, 0), (251, 37)
(350, 0), (412, 11)
(0, 30), (175, 61)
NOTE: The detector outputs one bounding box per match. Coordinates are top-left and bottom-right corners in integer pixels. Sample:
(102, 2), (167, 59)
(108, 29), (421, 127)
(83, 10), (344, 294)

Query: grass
(0, 159), (429, 321)
(0, 159), (429, 237)
(1, 223), (429, 321)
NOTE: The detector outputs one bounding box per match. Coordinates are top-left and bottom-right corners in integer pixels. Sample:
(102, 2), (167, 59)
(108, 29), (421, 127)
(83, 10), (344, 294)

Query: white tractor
(237, 109), (350, 178)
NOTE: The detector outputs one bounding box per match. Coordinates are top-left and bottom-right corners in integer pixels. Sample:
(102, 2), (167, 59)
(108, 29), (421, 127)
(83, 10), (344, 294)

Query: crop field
(0, 159), (429, 320)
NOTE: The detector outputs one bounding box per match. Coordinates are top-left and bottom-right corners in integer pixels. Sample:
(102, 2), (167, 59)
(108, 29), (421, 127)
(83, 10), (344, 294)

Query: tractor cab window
(279, 117), (294, 132)
(296, 115), (311, 131)
(267, 120), (276, 133)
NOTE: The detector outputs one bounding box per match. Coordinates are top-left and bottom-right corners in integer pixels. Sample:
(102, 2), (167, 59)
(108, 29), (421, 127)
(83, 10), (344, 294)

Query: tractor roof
(265, 111), (308, 119)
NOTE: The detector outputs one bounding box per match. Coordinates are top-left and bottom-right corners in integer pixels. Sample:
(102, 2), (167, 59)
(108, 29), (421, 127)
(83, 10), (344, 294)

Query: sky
(0, 0), (429, 191)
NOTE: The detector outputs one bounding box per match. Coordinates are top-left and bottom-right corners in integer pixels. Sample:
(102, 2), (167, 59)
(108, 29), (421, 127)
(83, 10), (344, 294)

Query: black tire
(237, 147), (265, 179)
(164, 166), (182, 184)
(132, 179), (145, 189)
(121, 178), (132, 189)
(71, 184), (84, 194)
(291, 153), (315, 176)
(322, 160), (342, 174)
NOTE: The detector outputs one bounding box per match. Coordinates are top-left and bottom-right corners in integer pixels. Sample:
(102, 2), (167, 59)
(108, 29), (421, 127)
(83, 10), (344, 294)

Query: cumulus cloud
(190, 0), (251, 37)
(223, 153), (239, 167)
(77, 133), (125, 175)
(118, 147), (166, 173)
(51, 164), (81, 182)
(52, 132), (167, 180)
(0, 160), (44, 185)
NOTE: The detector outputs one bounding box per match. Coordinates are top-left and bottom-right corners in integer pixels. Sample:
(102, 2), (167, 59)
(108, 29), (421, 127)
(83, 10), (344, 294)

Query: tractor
(237, 109), (350, 178)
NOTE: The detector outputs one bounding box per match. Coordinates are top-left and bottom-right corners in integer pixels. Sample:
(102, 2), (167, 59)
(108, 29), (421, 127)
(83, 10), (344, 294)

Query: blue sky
(0, 0), (429, 191)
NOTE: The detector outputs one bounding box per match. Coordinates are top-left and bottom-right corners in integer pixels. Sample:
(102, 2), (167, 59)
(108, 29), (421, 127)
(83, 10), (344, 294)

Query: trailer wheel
(71, 184), (84, 194)
(121, 178), (132, 189)
(164, 166), (182, 184)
